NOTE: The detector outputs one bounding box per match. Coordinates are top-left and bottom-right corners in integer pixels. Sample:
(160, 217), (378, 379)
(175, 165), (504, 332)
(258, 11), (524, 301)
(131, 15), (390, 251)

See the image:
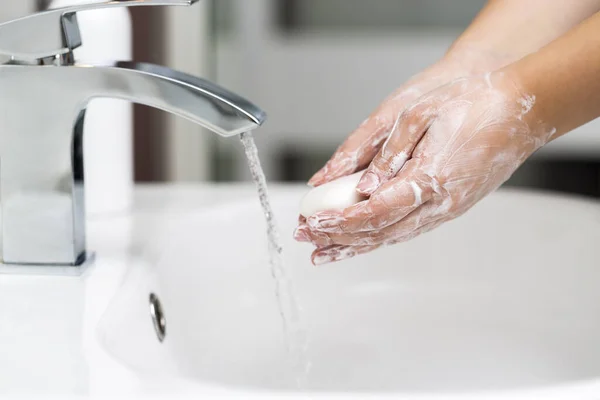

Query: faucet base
(0, 252), (96, 276)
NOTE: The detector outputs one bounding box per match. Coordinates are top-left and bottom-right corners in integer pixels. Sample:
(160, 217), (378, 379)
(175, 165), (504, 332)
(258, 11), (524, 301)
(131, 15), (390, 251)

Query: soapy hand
(297, 72), (556, 265)
(307, 58), (476, 188)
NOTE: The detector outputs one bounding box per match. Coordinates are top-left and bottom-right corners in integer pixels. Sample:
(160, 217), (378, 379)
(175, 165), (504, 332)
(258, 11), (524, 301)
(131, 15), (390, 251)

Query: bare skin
(298, 2), (600, 265)
(510, 11), (600, 136)
(308, 0), (600, 187)
(300, 73), (554, 264)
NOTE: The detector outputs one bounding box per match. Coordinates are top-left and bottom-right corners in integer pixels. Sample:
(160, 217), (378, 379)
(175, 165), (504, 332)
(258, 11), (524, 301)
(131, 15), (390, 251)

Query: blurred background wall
(210, 0), (600, 198)
(3, 1), (600, 197)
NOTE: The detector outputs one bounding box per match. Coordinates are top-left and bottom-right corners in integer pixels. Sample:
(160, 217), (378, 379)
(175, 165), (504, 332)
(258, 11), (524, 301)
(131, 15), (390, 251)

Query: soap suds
(518, 94), (536, 118)
(306, 74), (557, 262)
(410, 181), (422, 205)
(388, 152), (409, 177)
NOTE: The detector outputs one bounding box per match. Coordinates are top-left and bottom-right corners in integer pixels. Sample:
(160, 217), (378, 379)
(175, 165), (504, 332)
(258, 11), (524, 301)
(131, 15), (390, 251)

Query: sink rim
(141, 186), (600, 398)
(3, 185), (600, 399)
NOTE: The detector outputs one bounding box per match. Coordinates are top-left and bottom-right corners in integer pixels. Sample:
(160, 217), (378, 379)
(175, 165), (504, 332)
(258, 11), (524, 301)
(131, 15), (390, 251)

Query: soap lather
(300, 170), (368, 218)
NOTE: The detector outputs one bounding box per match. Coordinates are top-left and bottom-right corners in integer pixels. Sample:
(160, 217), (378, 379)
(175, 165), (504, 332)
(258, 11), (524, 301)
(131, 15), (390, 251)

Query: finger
(307, 116), (390, 187)
(385, 218), (444, 246)
(311, 244), (381, 266)
(293, 216), (311, 242)
(307, 92), (423, 187)
(294, 224), (310, 243)
(304, 200), (442, 247)
(356, 101), (438, 195)
(310, 217), (444, 266)
(307, 162), (434, 234)
(294, 223), (334, 246)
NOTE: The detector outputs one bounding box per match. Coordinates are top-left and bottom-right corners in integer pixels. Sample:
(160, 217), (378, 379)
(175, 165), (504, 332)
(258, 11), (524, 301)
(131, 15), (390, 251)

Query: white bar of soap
(300, 171), (368, 218)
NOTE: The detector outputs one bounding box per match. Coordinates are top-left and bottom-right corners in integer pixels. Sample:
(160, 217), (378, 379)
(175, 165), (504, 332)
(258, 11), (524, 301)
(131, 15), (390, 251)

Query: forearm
(444, 0), (600, 72)
(308, 0), (600, 188)
(504, 11), (600, 138)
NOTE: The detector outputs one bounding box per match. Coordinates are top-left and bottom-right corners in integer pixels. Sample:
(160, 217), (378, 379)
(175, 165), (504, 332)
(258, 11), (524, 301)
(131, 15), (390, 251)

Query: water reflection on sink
(97, 188), (600, 398)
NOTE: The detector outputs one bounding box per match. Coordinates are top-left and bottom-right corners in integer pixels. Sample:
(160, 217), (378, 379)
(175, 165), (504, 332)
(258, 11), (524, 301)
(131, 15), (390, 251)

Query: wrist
(443, 42), (520, 75)
(494, 65), (558, 145)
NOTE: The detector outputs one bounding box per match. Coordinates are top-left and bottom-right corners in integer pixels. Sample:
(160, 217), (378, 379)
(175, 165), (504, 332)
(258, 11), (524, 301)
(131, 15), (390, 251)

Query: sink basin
(2, 186), (600, 399)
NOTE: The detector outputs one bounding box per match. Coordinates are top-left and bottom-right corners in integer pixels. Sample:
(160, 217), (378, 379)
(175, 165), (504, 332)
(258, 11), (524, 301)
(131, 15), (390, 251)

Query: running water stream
(239, 132), (310, 387)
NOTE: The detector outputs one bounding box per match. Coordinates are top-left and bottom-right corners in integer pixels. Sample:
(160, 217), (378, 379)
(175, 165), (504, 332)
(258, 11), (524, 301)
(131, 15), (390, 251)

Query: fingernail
(312, 256), (329, 266)
(312, 246), (356, 266)
(357, 172), (380, 195)
(307, 212), (344, 231)
(311, 251), (334, 266)
(307, 174), (322, 187)
(293, 226), (311, 243)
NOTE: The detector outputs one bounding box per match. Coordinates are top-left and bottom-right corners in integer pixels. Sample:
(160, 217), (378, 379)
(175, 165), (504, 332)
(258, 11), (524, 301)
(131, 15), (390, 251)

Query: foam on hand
(300, 171), (368, 218)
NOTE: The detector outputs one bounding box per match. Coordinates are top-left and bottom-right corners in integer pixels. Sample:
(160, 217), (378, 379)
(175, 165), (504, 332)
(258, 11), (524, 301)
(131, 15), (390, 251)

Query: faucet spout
(93, 62), (266, 137)
(0, 62), (266, 265)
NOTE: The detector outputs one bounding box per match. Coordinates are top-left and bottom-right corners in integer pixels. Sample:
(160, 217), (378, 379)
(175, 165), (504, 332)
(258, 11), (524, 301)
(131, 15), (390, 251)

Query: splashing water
(240, 132), (310, 387)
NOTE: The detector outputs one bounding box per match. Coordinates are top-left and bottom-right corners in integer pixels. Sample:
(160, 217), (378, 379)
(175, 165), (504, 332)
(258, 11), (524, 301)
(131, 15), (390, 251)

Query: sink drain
(149, 293), (166, 343)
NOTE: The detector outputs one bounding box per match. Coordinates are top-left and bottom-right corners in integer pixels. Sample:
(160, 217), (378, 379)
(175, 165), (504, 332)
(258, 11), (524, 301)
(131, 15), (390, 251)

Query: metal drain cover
(149, 293), (166, 343)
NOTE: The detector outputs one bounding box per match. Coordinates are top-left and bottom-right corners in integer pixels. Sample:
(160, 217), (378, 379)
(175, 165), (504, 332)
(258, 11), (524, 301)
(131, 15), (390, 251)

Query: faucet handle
(0, 0), (198, 60)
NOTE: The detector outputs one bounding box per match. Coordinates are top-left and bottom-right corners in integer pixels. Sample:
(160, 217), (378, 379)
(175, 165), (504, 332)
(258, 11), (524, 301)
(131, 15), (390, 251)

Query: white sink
(1, 186), (600, 399)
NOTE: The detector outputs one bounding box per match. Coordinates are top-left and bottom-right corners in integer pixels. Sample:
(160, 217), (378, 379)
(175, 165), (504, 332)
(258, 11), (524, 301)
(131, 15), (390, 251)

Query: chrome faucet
(0, 0), (266, 266)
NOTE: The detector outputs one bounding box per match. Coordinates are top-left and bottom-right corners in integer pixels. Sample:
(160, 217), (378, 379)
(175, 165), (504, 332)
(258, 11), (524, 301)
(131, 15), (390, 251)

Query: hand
(307, 55), (481, 187)
(296, 72), (556, 265)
